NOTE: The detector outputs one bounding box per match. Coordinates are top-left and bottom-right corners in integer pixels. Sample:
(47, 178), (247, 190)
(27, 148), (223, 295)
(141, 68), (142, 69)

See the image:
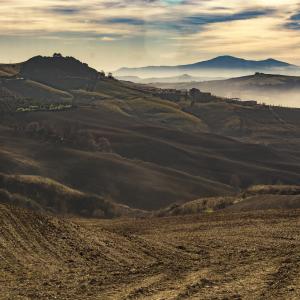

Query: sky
(1, 0), (300, 71)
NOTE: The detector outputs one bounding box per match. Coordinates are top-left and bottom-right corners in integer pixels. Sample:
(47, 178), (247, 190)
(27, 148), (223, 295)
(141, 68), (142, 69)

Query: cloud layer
(1, 0), (300, 69)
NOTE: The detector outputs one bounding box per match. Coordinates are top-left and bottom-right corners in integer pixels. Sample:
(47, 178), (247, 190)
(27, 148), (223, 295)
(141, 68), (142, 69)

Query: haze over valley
(116, 56), (300, 107)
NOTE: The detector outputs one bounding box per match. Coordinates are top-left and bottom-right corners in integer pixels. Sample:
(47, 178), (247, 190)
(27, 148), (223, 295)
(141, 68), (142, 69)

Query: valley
(2, 0), (300, 298)
(1, 54), (300, 299)
(1, 55), (300, 215)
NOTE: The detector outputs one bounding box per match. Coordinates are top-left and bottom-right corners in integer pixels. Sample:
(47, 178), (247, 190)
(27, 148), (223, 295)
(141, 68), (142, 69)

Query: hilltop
(19, 54), (100, 90)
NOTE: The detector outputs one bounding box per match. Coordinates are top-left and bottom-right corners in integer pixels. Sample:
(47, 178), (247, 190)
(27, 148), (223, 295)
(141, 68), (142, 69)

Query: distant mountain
(116, 56), (299, 77)
(179, 56), (294, 69)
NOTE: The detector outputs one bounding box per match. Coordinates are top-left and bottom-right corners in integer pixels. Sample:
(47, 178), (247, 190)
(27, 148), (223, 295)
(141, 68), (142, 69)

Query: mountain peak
(213, 55), (243, 60)
(185, 56), (294, 69)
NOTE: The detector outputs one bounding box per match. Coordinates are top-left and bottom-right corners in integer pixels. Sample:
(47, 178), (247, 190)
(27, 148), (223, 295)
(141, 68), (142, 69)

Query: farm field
(1, 204), (300, 299)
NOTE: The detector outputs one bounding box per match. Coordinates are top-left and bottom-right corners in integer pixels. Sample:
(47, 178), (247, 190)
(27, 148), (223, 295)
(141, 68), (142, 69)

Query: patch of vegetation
(245, 185), (300, 196)
(0, 173), (137, 218)
(156, 196), (237, 217)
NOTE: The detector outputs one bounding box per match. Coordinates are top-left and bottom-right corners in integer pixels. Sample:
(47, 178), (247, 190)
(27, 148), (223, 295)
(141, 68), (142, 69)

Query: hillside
(0, 54), (300, 212)
(157, 185), (300, 217)
(2, 203), (300, 299)
(0, 173), (145, 218)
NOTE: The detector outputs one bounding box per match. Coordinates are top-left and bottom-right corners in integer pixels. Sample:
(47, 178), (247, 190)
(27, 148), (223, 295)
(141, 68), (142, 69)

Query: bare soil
(1, 204), (300, 299)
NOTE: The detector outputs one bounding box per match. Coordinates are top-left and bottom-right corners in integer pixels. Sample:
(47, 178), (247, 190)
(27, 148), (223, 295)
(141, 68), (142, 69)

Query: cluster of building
(152, 87), (259, 107)
(152, 88), (219, 103)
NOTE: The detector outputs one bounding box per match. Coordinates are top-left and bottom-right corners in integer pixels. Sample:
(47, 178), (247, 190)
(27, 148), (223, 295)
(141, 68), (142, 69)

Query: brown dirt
(1, 204), (300, 299)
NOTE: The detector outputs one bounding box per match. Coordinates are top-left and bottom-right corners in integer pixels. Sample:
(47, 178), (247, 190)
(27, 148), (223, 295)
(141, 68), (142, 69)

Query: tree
(99, 70), (106, 78)
(53, 53), (63, 58)
(189, 88), (201, 101)
(184, 90), (189, 101)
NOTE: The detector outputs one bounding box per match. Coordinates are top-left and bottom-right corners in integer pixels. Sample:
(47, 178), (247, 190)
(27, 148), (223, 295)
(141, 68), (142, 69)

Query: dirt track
(1, 205), (300, 299)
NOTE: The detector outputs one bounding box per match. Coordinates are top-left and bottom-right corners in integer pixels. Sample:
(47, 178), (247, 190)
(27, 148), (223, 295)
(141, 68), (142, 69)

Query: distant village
(151, 87), (258, 107)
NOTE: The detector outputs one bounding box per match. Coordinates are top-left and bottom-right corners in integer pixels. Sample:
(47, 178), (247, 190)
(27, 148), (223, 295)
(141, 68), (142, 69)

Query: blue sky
(0, 0), (300, 71)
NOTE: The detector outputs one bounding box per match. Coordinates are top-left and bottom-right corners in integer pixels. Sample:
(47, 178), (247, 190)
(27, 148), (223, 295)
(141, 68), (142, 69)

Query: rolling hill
(0, 173), (145, 218)
(0, 54), (300, 213)
(1, 54), (300, 299)
(157, 185), (300, 217)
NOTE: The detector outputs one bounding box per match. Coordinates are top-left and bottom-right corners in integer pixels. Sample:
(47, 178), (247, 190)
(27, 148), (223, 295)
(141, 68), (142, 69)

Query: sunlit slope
(157, 185), (300, 216)
(2, 79), (73, 102)
(0, 173), (145, 217)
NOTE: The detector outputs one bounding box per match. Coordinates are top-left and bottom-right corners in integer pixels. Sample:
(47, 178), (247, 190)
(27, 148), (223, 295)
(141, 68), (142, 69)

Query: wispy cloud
(0, 0), (282, 38)
(0, 0), (300, 68)
(285, 12), (300, 30)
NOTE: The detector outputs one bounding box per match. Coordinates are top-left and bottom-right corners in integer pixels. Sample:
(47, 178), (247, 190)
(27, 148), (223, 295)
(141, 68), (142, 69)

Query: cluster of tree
(189, 88), (218, 106)
(51, 53), (114, 80)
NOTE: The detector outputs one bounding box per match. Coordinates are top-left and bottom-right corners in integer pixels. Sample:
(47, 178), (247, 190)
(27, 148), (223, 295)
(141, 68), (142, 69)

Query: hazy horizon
(2, 53), (299, 73)
(2, 0), (300, 71)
